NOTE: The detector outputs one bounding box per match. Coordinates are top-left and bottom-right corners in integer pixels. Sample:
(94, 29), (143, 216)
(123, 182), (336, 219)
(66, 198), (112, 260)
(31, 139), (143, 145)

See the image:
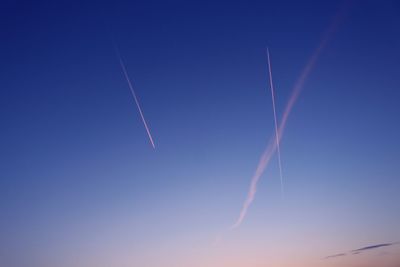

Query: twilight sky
(1, 1), (400, 266)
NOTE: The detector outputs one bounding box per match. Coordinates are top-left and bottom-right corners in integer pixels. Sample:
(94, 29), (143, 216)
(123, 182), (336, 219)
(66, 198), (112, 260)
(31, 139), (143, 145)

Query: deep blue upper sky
(1, 1), (400, 266)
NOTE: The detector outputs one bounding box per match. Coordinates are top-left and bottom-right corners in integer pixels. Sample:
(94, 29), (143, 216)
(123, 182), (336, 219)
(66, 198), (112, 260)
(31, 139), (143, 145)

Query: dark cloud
(351, 243), (395, 253)
(324, 242), (399, 260)
(324, 253), (346, 259)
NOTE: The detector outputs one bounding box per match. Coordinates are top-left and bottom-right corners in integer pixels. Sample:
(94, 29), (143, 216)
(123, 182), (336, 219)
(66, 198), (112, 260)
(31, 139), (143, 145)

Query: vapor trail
(267, 47), (284, 198)
(230, 6), (348, 230)
(114, 46), (155, 149)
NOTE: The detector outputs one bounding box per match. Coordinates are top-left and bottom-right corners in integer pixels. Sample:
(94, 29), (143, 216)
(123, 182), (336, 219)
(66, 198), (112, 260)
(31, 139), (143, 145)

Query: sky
(1, 0), (400, 266)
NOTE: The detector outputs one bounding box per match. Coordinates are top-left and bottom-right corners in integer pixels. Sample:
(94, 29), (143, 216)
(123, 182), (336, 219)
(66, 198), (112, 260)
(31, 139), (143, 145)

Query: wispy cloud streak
(324, 242), (399, 259)
(324, 253), (347, 259)
(114, 46), (156, 149)
(352, 243), (396, 253)
(230, 5), (348, 230)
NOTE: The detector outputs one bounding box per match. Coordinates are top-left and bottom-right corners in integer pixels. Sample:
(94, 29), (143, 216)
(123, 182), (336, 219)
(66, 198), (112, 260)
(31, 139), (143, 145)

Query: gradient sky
(1, 1), (400, 266)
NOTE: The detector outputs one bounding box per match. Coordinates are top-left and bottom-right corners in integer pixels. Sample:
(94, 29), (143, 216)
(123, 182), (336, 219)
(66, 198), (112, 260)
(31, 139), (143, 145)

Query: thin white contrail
(230, 7), (347, 230)
(114, 46), (155, 149)
(267, 47), (284, 198)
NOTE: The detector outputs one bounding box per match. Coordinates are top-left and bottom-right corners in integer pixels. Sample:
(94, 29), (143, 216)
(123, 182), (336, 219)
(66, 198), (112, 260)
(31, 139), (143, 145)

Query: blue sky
(1, 1), (400, 266)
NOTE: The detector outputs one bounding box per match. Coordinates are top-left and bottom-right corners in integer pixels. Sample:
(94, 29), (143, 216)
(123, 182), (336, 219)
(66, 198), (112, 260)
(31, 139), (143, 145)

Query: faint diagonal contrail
(114, 46), (155, 149)
(230, 4), (349, 230)
(267, 47), (284, 198)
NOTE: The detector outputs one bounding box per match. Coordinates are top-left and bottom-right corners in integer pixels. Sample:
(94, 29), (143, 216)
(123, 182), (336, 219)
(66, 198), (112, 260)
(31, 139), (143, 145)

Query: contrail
(267, 47), (284, 198)
(230, 5), (349, 230)
(230, 136), (277, 229)
(114, 46), (155, 149)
